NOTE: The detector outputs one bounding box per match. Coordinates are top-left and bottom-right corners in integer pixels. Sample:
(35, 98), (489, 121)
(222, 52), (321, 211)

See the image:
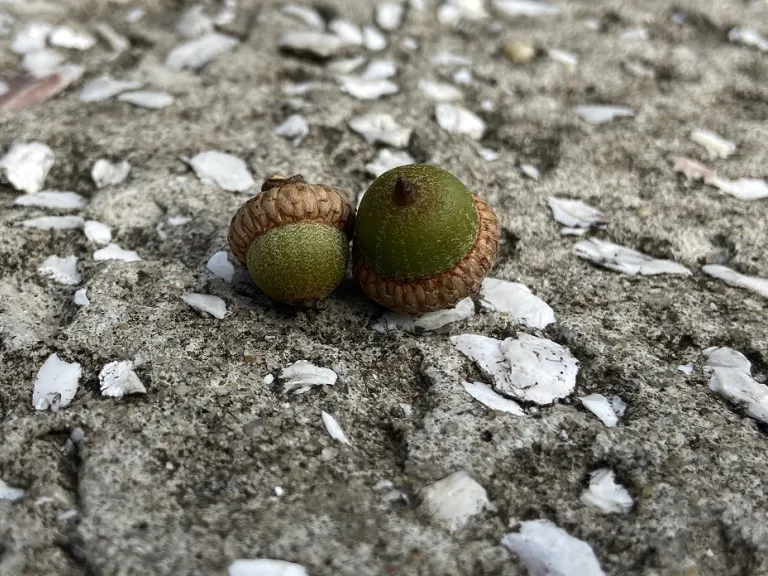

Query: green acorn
(228, 175), (353, 306)
(353, 164), (500, 315)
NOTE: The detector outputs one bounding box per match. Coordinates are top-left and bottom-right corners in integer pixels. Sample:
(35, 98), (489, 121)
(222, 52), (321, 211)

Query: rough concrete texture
(1, 0), (768, 575)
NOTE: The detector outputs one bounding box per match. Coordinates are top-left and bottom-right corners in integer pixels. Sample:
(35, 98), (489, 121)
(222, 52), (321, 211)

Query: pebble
(39, 255), (80, 285)
(435, 103), (485, 140)
(501, 40), (536, 63)
(93, 244), (142, 263)
(185, 150), (255, 192)
(165, 33), (239, 71)
(79, 76), (144, 102)
(32, 353), (82, 411)
(0, 142), (54, 194)
(92, 159), (131, 188)
(321, 411), (352, 446)
(14, 191), (86, 210)
(118, 91), (175, 109)
(478, 278), (555, 329)
(348, 113), (411, 147)
(572, 239), (691, 276)
(419, 471), (490, 532)
(99, 360), (147, 397)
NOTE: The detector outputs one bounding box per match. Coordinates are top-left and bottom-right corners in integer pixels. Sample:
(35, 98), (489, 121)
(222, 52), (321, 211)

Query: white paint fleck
(273, 486), (284, 497)
(329, 19), (364, 45)
(39, 255), (80, 285)
(79, 75), (144, 102)
(478, 278), (555, 329)
(338, 76), (399, 100)
(710, 177), (768, 201)
(49, 25), (96, 50)
(361, 59), (397, 80)
(175, 5), (214, 38)
(493, 0), (560, 17)
(560, 227), (587, 236)
(690, 129), (736, 159)
(0, 81), (7, 96)
(21, 49), (65, 76)
(671, 156), (716, 183)
(580, 393), (621, 427)
(401, 37), (418, 50)
(0, 142), (54, 194)
(575, 105), (635, 125)
(703, 265), (768, 300)
(620, 27), (650, 41)
(451, 333), (579, 405)
(278, 31), (345, 59)
(419, 471), (490, 533)
(185, 150), (254, 192)
(373, 297), (475, 333)
(279, 360), (337, 395)
(435, 103), (485, 140)
(462, 381), (525, 416)
(0, 479), (24, 502)
(624, 60), (655, 78)
(704, 347), (768, 424)
(321, 411), (352, 446)
(165, 33), (239, 71)
(118, 90), (175, 109)
(678, 362), (694, 375)
(83, 221), (112, 246)
(728, 27), (768, 53)
(327, 56), (366, 74)
(263, 374), (274, 385)
(99, 360), (146, 397)
(181, 293), (227, 319)
(478, 148), (499, 162)
(281, 81), (316, 96)
(365, 149), (415, 177)
(610, 395), (627, 417)
(502, 520), (606, 576)
(548, 49), (577, 68)
(376, 2), (405, 31)
(92, 159), (131, 188)
(32, 353), (82, 411)
(126, 8), (146, 23)
(547, 197), (606, 229)
(431, 51), (472, 67)
(275, 114), (309, 145)
(419, 79), (463, 102)
(11, 22), (51, 54)
(349, 113), (411, 147)
(438, 0), (488, 24)
(207, 251), (234, 282)
(14, 191), (86, 210)
(93, 244), (142, 262)
(520, 164), (540, 180)
(572, 239), (691, 276)
(363, 26), (387, 51)
(74, 289), (89, 307)
(95, 23), (129, 55)
(452, 68), (473, 84)
(280, 4), (324, 30)
(228, 559), (307, 576)
(168, 216), (191, 226)
(580, 469), (634, 514)
(22, 216), (84, 230)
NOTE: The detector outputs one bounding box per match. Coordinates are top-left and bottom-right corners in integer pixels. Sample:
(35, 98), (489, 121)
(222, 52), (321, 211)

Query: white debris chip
(39, 256), (80, 285)
(576, 105), (635, 125)
(493, 0), (560, 17)
(118, 90), (175, 109)
(478, 278), (555, 329)
(279, 360), (337, 395)
(79, 76), (144, 102)
(0, 142), (54, 194)
(74, 289), (89, 307)
(92, 159), (131, 188)
(451, 333), (579, 405)
(338, 76), (399, 100)
(83, 221), (112, 245)
(703, 265), (768, 300)
(0, 12), (12, 37)
(275, 115), (309, 145)
(704, 347), (768, 424)
(186, 150), (255, 192)
(520, 164), (540, 180)
(435, 104), (485, 140)
(12, 22), (51, 54)
(547, 197), (606, 229)
(502, 520), (606, 576)
(363, 26), (387, 51)
(462, 381), (525, 416)
(281, 4), (325, 30)
(14, 191), (86, 210)
(419, 471), (490, 533)
(228, 559), (308, 576)
(0, 81), (7, 96)
(361, 59), (397, 80)
(580, 469), (634, 513)
(181, 293), (227, 319)
(21, 49), (65, 76)
(0, 480), (24, 502)
(93, 244), (142, 262)
(207, 251), (235, 282)
(32, 353), (82, 411)
(478, 148), (499, 162)
(349, 113), (411, 147)
(49, 25), (96, 50)
(620, 27), (650, 41)
(728, 27), (768, 53)
(431, 52), (473, 67)
(373, 297), (475, 333)
(95, 23), (130, 54)
(328, 56), (365, 74)
(165, 33), (239, 71)
(365, 149), (415, 177)
(329, 19), (364, 45)
(678, 362), (694, 375)
(548, 48), (578, 68)
(453, 68), (473, 84)
(376, 2), (405, 31)
(438, 0), (488, 25)
(99, 360), (146, 397)
(710, 177), (768, 201)
(278, 31), (346, 59)
(573, 239), (691, 276)
(176, 5), (214, 38)
(22, 216), (84, 230)
(691, 129), (736, 159)
(321, 411), (352, 446)
(580, 393), (621, 427)
(419, 79), (463, 102)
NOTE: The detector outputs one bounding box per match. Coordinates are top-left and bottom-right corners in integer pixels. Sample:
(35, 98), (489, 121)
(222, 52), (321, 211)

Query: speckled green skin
(355, 164), (480, 281)
(246, 222), (348, 304)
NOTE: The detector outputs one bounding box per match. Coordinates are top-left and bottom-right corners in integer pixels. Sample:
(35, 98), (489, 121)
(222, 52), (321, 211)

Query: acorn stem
(261, 174), (306, 192)
(394, 177), (416, 205)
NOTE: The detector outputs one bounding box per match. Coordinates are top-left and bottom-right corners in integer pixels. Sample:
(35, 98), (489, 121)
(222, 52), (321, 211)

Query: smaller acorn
(228, 175), (353, 306)
(353, 164), (500, 315)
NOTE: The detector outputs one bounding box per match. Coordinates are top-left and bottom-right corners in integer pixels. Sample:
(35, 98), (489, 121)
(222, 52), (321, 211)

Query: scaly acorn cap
(228, 175), (354, 305)
(353, 164), (500, 315)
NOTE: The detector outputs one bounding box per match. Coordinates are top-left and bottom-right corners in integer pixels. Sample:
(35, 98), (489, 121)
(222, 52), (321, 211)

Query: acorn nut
(353, 164), (500, 315)
(228, 175), (353, 306)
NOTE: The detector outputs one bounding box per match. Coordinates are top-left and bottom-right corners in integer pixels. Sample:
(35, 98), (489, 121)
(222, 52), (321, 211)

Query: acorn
(353, 164), (500, 315)
(228, 175), (353, 306)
